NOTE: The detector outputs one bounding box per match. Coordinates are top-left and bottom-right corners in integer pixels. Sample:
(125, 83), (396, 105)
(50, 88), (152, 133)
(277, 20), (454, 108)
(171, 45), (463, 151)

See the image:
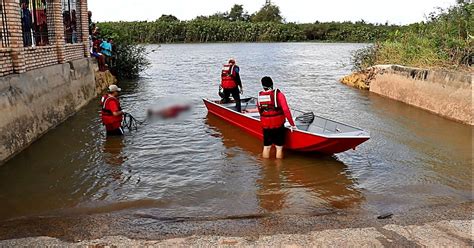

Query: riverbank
(340, 65), (473, 125)
(0, 59), (96, 164)
(0, 202), (472, 246)
(0, 59), (117, 164)
(2, 220), (471, 247)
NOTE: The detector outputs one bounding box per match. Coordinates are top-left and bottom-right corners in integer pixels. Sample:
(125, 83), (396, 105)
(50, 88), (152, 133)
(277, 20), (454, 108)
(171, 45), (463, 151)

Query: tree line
(97, 3), (400, 43)
(98, 1), (472, 76)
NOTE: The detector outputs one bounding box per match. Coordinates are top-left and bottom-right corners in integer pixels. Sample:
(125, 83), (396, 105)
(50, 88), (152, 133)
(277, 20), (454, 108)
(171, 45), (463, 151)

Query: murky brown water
(0, 43), (472, 222)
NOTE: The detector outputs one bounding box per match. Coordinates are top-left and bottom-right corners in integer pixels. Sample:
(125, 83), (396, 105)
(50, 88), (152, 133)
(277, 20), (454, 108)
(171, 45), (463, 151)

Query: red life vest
(257, 89), (286, 129)
(221, 64), (237, 89)
(100, 94), (122, 129)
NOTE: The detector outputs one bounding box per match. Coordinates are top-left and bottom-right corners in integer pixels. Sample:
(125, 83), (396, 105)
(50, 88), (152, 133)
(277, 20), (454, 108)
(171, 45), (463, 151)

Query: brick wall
(23, 46), (58, 71)
(0, 0), (89, 76)
(0, 48), (13, 76)
(64, 43), (85, 62)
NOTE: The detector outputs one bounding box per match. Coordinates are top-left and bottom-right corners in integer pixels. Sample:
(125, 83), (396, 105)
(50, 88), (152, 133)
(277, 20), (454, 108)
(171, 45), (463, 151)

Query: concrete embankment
(0, 59), (116, 164)
(340, 65), (473, 125)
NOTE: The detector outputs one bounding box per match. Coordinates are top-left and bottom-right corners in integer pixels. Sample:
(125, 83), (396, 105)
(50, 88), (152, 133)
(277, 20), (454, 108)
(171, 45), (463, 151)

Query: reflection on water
(103, 136), (126, 165)
(103, 136), (126, 181)
(0, 43), (471, 222)
(258, 160), (286, 212)
(206, 114), (363, 214)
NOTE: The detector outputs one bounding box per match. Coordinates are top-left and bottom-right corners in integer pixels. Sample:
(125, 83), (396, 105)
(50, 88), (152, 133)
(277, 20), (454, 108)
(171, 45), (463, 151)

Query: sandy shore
(0, 202), (472, 246)
(1, 220), (472, 247)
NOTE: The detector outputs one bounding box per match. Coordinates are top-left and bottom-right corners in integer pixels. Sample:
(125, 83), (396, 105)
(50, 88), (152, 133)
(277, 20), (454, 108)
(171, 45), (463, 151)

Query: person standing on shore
(100, 38), (113, 66)
(257, 77), (296, 159)
(101, 85), (125, 136)
(220, 58), (243, 112)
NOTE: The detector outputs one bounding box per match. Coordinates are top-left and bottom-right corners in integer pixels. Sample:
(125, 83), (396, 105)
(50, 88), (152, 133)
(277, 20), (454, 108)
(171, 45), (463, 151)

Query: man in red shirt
(220, 58), (243, 112)
(100, 85), (124, 136)
(257, 77), (297, 159)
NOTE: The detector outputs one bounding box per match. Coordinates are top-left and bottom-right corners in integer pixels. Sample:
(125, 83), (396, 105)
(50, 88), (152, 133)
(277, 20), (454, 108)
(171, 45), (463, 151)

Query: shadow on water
(367, 93), (473, 191)
(205, 113), (364, 215)
(0, 102), (105, 221)
(0, 100), (154, 221)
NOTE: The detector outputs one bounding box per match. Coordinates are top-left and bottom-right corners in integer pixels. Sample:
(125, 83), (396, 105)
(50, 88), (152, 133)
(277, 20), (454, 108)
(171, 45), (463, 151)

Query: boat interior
(214, 98), (369, 137)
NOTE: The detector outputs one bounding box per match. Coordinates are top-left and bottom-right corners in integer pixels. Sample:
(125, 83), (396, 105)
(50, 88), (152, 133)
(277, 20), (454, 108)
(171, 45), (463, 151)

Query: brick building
(0, 0), (89, 77)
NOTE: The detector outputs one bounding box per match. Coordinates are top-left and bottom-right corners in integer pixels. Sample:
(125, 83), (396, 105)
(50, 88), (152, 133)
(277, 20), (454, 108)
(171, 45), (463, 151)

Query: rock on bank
(340, 65), (473, 125)
(0, 59), (116, 164)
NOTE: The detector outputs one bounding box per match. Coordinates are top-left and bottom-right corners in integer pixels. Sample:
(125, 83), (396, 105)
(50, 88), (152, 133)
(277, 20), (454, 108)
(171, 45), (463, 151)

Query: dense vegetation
(111, 42), (150, 79)
(353, 1), (473, 70)
(97, 3), (398, 43)
(98, 1), (472, 74)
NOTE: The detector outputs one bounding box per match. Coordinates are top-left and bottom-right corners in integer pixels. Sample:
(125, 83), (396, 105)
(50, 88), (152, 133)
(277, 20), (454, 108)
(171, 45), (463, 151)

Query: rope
(122, 113), (148, 132)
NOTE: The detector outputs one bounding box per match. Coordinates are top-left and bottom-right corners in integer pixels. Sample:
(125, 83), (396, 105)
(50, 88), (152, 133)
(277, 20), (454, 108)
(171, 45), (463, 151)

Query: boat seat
(244, 112), (261, 119)
(242, 108), (259, 113)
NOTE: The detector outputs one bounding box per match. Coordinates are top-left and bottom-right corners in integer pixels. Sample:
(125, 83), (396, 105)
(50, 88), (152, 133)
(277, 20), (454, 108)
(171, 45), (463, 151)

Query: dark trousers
(223, 87), (241, 112)
(106, 127), (124, 136)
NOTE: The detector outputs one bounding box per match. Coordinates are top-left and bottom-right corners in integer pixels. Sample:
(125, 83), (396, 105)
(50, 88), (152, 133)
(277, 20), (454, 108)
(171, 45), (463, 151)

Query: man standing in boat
(101, 85), (125, 136)
(257, 77), (296, 159)
(220, 58), (243, 112)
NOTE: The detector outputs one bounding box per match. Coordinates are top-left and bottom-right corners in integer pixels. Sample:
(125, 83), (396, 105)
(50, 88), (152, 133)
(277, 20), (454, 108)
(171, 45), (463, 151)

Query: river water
(0, 43), (472, 222)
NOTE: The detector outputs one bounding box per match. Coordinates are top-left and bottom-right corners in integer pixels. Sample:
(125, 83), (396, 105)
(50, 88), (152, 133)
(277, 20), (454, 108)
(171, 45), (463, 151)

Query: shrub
(351, 45), (377, 71)
(111, 42), (150, 80)
(351, 1), (473, 70)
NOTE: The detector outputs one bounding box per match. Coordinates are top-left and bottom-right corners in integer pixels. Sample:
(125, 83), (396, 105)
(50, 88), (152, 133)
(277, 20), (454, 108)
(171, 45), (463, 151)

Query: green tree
(251, 3), (283, 23)
(112, 43), (150, 79)
(195, 12), (229, 21)
(157, 14), (179, 22)
(228, 4), (249, 21)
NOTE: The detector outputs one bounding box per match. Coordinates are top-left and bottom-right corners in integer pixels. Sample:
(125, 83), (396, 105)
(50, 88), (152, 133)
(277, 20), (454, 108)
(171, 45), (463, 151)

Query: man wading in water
(100, 85), (125, 136)
(220, 58), (243, 112)
(257, 77), (296, 159)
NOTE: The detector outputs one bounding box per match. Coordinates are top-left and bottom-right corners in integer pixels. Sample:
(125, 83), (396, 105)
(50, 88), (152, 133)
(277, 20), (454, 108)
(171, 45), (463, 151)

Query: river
(0, 43), (471, 223)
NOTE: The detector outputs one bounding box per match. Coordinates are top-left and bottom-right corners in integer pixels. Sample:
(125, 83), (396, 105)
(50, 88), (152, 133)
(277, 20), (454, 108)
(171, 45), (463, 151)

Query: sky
(89, 0), (456, 25)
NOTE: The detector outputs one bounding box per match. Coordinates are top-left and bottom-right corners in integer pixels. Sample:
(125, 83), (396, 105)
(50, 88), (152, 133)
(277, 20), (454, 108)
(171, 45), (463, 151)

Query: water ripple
(0, 43), (471, 221)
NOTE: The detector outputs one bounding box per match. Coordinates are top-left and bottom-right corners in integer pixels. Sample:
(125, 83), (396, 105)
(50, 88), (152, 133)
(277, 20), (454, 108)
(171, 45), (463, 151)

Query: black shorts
(106, 127), (124, 136)
(263, 126), (286, 146)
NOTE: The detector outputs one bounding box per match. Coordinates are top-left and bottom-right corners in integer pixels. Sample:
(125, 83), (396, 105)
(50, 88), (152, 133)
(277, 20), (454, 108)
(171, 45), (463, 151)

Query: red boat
(203, 98), (370, 154)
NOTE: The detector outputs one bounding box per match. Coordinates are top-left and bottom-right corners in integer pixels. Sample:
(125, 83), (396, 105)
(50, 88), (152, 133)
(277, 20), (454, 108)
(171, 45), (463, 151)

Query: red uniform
(221, 64), (238, 89)
(257, 89), (295, 129)
(100, 94), (123, 131)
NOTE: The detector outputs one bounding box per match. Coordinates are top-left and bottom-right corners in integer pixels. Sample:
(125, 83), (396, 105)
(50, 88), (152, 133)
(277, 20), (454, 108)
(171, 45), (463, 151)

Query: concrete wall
(0, 58), (96, 163)
(368, 65), (473, 125)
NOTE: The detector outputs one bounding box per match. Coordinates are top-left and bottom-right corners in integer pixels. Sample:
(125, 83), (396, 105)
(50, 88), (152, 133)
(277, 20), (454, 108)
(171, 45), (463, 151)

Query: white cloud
(89, 0), (456, 25)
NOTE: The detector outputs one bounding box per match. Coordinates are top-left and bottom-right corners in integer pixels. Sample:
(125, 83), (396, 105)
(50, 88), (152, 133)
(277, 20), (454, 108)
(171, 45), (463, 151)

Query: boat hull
(203, 99), (369, 154)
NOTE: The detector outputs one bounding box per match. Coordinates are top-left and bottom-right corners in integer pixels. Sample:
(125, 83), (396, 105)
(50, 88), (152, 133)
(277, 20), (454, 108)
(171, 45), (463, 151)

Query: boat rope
(122, 113), (148, 131)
